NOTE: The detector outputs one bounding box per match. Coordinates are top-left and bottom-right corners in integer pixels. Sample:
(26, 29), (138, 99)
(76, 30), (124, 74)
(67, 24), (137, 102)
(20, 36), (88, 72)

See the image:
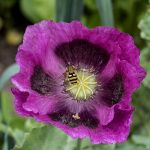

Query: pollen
(65, 68), (98, 101)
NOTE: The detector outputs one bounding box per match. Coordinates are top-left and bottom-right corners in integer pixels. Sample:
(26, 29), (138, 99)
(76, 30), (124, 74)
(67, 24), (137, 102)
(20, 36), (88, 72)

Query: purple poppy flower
(11, 21), (146, 144)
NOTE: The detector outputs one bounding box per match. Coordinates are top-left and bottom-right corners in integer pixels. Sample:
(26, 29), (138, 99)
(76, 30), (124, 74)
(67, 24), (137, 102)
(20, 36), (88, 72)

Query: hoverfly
(66, 65), (78, 85)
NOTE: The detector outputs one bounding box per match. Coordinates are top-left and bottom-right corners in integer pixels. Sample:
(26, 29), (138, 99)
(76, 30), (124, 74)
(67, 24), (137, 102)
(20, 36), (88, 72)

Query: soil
(0, 36), (17, 75)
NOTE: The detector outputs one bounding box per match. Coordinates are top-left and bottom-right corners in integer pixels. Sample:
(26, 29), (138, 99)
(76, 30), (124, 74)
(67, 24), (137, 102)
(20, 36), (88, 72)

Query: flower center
(65, 66), (97, 101)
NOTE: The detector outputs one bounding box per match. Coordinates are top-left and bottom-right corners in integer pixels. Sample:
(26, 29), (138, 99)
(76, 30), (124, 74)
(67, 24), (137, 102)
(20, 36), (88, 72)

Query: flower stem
(76, 138), (81, 150)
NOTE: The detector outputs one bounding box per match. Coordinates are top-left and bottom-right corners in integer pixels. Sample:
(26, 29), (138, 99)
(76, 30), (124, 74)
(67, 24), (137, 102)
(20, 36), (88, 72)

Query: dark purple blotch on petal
(80, 111), (99, 129)
(61, 114), (82, 128)
(49, 109), (81, 128)
(102, 74), (124, 107)
(30, 66), (56, 95)
(49, 108), (99, 128)
(55, 39), (110, 72)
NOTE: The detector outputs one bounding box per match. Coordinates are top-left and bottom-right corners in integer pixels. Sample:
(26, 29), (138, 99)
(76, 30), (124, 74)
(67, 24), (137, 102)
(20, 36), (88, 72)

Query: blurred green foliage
(96, 0), (114, 26)
(56, 0), (84, 22)
(0, 0), (150, 150)
(20, 0), (55, 22)
(139, 10), (150, 41)
(139, 9), (150, 89)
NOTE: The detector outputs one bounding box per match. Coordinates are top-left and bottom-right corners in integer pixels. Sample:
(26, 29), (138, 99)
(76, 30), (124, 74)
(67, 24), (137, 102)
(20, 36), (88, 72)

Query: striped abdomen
(68, 72), (78, 84)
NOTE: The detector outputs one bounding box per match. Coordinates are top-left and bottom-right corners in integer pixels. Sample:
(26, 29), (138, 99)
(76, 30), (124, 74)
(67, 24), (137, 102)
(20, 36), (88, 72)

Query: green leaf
(94, 144), (115, 150)
(1, 92), (14, 124)
(138, 11), (150, 41)
(132, 135), (150, 149)
(132, 85), (150, 135)
(80, 139), (93, 150)
(13, 125), (117, 150)
(2, 132), (8, 150)
(0, 90), (26, 148)
(0, 90), (43, 147)
(0, 91), (25, 129)
(56, 0), (83, 22)
(0, 64), (19, 90)
(116, 141), (147, 150)
(140, 47), (150, 89)
(13, 126), (78, 150)
(96, 0), (114, 26)
(0, 124), (12, 135)
(20, 0), (55, 23)
(12, 130), (29, 148)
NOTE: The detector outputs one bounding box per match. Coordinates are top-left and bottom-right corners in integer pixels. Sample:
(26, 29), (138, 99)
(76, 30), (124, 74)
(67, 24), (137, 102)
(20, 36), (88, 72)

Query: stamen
(84, 81), (97, 84)
(66, 84), (77, 91)
(83, 74), (95, 82)
(75, 85), (81, 99)
(83, 84), (94, 95)
(82, 85), (87, 99)
(81, 70), (85, 80)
